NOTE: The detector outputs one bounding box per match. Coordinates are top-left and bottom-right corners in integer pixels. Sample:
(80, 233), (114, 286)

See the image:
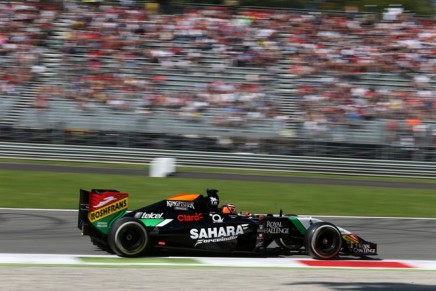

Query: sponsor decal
(190, 224), (248, 246)
(95, 196), (117, 208)
(141, 212), (164, 219)
(344, 233), (360, 244)
(88, 198), (128, 223)
(177, 213), (203, 222)
(166, 200), (195, 210)
(265, 221), (290, 234)
(209, 196), (219, 206)
(96, 221), (108, 228)
(353, 243), (377, 254)
(210, 213), (224, 223)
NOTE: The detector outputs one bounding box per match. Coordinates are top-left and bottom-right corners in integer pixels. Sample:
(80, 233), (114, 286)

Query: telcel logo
(141, 212), (164, 219)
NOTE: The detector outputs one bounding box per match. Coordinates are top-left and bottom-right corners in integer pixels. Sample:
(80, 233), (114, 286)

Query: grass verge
(1, 162), (435, 217)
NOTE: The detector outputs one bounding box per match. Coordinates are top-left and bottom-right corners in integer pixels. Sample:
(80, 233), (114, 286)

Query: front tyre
(108, 217), (149, 257)
(304, 222), (342, 260)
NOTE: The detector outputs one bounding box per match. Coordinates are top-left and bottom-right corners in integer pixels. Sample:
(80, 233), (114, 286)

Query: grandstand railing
(1, 142), (435, 178)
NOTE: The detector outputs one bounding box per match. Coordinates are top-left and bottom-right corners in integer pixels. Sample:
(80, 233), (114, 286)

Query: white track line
(2, 254), (436, 270)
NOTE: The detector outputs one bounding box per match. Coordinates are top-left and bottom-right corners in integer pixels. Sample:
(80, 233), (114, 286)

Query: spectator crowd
(0, 1), (435, 143)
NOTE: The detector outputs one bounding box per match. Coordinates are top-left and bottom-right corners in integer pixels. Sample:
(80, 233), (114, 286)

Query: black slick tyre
(304, 222), (342, 260)
(108, 217), (149, 257)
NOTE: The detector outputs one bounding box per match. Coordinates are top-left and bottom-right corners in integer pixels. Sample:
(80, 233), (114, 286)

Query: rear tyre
(304, 222), (342, 260)
(108, 217), (149, 257)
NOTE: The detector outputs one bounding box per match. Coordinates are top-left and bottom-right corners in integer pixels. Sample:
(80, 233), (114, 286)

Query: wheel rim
(312, 226), (341, 258)
(115, 222), (147, 255)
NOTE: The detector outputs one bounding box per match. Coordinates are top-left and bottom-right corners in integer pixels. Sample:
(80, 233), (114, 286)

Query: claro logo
(177, 213), (203, 222)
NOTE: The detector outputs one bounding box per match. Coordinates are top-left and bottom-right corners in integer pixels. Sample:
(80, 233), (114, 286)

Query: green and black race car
(78, 188), (377, 259)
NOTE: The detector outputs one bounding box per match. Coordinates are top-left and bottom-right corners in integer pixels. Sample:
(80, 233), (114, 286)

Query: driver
(221, 203), (237, 215)
(206, 189), (240, 216)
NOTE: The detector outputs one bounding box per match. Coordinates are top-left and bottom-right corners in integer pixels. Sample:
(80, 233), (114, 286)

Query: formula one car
(78, 188), (377, 260)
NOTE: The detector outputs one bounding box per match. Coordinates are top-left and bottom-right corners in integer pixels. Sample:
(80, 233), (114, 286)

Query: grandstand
(0, 1), (435, 160)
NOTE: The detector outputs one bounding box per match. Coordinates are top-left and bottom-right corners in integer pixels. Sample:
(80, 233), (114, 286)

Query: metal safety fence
(1, 142), (436, 178)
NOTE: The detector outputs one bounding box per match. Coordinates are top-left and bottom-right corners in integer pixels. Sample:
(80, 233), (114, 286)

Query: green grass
(1, 164), (436, 217)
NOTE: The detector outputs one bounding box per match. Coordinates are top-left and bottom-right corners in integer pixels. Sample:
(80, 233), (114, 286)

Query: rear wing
(78, 189), (128, 236)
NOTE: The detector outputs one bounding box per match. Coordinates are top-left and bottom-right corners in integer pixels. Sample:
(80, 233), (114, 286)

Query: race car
(78, 188), (377, 260)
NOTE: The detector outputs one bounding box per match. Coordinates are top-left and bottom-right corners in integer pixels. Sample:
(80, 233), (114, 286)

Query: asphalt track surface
(1, 161), (436, 259)
(2, 209), (436, 290)
(2, 162), (436, 290)
(2, 208), (436, 261)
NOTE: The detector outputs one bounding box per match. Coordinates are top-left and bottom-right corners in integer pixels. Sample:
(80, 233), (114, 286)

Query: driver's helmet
(221, 203), (237, 215)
